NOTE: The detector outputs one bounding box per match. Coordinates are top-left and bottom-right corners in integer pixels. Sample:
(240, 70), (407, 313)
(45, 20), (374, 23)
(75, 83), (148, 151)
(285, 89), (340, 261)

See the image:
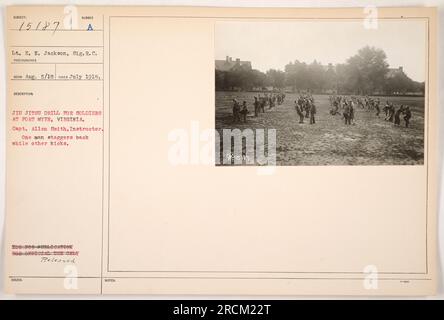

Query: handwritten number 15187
(18, 21), (60, 34)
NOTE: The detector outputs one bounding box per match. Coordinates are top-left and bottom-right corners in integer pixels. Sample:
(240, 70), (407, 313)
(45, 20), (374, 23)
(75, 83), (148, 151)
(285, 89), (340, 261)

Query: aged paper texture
(3, 6), (438, 295)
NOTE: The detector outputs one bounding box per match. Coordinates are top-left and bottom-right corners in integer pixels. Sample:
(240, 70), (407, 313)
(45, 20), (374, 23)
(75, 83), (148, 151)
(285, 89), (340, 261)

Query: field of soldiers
(215, 91), (425, 165)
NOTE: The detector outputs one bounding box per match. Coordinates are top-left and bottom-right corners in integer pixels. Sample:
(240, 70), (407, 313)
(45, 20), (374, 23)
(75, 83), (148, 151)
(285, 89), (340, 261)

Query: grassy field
(215, 92), (425, 165)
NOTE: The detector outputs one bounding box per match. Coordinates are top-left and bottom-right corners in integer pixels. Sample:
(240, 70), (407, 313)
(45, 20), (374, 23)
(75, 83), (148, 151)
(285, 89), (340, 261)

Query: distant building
(321, 63), (335, 71)
(386, 66), (404, 78)
(215, 56), (252, 71)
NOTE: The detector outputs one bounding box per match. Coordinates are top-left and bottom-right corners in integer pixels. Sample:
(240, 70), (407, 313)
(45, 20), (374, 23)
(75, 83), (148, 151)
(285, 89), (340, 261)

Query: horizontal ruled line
(8, 275), (433, 281)
(107, 269), (429, 274)
(9, 275), (100, 279)
(11, 62), (103, 65)
(9, 29), (103, 32)
(10, 79), (103, 81)
(10, 45), (104, 48)
(105, 277), (433, 281)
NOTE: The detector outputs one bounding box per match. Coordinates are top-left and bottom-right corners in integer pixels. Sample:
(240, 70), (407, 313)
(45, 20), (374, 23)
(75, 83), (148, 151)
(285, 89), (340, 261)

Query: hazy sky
(215, 20), (426, 82)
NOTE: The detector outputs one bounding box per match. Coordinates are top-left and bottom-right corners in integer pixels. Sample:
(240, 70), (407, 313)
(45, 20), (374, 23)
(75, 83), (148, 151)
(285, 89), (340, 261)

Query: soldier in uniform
(253, 96), (259, 117)
(309, 101), (317, 124)
(304, 99), (310, 118)
(383, 101), (390, 120)
(343, 102), (351, 125)
(394, 105), (404, 126)
(240, 101), (249, 123)
(268, 95), (273, 109)
(403, 106), (412, 128)
(375, 99), (381, 117)
(388, 103), (395, 122)
(330, 99), (339, 115)
(295, 100), (304, 124)
(232, 99), (241, 122)
(349, 101), (355, 124)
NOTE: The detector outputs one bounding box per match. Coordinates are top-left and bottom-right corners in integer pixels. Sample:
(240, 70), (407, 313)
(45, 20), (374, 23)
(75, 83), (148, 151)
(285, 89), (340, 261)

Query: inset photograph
(215, 20), (426, 166)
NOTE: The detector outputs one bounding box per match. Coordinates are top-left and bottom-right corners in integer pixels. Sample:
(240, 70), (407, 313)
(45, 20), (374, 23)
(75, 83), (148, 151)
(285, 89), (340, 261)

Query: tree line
(215, 46), (425, 96)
